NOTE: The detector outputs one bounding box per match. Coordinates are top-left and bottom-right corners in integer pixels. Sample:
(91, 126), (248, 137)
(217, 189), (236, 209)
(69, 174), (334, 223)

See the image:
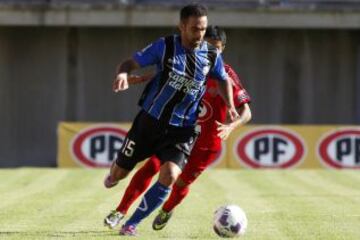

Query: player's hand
(216, 121), (235, 140)
(113, 73), (129, 92)
(228, 107), (240, 122)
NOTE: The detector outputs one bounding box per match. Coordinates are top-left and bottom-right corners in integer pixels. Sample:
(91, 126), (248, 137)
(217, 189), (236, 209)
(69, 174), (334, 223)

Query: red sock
(116, 156), (161, 214)
(162, 183), (189, 213)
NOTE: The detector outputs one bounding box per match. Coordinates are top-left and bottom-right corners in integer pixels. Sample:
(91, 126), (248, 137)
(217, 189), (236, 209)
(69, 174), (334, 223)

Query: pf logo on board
(235, 128), (305, 168)
(71, 126), (127, 168)
(318, 129), (360, 169)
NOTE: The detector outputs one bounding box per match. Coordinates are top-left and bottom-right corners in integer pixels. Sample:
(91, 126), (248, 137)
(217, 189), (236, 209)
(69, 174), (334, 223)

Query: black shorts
(115, 110), (199, 171)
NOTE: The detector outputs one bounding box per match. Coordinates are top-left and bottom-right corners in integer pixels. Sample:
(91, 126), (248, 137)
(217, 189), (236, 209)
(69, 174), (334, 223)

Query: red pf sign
(235, 128), (305, 169)
(71, 126), (127, 168)
(318, 129), (360, 169)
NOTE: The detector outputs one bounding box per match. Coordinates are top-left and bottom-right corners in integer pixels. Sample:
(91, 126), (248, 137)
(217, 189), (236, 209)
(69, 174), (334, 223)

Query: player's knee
(110, 162), (130, 181)
(158, 171), (178, 187)
(158, 162), (182, 187)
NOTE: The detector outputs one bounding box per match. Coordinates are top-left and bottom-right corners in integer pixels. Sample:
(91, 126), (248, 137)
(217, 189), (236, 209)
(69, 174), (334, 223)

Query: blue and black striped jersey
(133, 35), (228, 127)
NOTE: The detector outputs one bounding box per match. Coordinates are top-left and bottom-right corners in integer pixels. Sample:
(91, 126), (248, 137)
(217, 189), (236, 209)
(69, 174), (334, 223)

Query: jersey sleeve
(209, 52), (228, 82)
(133, 38), (165, 68)
(226, 65), (251, 108)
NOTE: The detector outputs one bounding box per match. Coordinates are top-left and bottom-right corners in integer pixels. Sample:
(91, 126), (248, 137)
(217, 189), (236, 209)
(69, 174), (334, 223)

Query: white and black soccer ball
(213, 205), (248, 238)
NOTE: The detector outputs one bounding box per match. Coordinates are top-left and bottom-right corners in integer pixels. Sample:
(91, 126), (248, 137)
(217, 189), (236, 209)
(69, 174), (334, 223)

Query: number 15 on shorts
(121, 139), (136, 157)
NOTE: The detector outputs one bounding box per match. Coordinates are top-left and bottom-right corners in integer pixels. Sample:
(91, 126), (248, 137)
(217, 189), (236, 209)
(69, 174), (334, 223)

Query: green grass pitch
(0, 168), (359, 239)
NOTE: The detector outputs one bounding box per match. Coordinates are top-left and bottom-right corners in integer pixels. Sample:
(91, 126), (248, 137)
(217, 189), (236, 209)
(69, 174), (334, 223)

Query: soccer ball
(213, 205), (248, 238)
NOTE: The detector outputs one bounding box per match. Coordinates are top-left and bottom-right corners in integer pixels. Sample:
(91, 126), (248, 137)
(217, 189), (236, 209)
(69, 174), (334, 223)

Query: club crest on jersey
(202, 65), (210, 75)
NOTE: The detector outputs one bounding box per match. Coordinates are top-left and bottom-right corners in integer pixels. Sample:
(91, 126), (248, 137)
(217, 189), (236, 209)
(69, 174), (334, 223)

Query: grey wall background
(0, 27), (359, 167)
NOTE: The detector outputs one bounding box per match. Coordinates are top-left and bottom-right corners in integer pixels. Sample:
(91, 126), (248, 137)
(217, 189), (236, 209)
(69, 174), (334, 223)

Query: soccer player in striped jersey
(103, 4), (239, 236)
(104, 25), (251, 235)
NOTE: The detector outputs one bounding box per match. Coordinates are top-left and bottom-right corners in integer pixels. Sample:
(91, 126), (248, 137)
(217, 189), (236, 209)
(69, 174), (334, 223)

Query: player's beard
(181, 33), (202, 50)
(189, 38), (202, 49)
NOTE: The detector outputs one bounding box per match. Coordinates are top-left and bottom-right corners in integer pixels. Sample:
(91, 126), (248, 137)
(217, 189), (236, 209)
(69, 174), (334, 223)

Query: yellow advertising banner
(58, 123), (360, 169)
(226, 125), (360, 169)
(58, 122), (131, 168)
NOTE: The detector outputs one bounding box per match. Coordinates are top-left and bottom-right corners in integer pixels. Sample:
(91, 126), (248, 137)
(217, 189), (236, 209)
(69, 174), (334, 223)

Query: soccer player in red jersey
(104, 25), (252, 232)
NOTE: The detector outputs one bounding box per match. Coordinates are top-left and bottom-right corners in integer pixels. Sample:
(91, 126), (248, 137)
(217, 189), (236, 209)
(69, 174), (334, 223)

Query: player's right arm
(113, 38), (165, 92)
(128, 73), (154, 85)
(113, 59), (141, 92)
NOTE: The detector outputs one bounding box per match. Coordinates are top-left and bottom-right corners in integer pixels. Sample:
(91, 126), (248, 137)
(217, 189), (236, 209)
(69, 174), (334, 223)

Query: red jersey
(196, 64), (251, 151)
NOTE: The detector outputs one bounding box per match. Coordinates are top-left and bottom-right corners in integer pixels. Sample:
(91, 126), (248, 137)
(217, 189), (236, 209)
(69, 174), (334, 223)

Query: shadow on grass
(0, 230), (117, 237)
(0, 231), (216, 239)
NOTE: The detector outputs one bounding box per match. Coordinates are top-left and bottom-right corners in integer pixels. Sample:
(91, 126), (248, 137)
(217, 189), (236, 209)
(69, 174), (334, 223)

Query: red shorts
(178, 147), (219, 185)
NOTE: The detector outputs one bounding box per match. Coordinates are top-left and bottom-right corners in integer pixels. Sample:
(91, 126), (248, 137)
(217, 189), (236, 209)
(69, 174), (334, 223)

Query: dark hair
(180, 4), (208, 21)
(204, 25), (227, 46)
